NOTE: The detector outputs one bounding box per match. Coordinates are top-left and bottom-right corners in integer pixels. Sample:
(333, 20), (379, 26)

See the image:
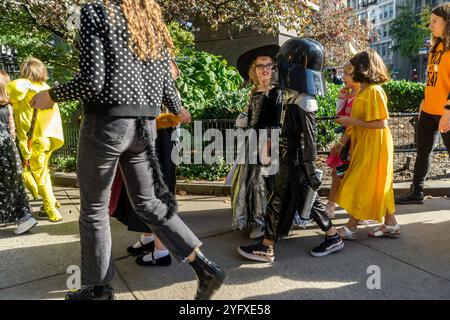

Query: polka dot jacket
(49, 2), (181, 117)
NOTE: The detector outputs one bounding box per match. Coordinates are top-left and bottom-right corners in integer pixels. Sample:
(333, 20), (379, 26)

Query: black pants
(265, 151), (333, 242)
(413, 111), (450, 189)
(113, 127), (177, 233)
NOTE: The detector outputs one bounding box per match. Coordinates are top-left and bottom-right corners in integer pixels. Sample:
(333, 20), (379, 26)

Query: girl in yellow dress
(333, 49), (400, 240)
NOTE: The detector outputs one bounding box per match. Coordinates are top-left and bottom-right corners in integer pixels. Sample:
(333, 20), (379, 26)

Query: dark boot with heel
(189, 251), (226, 300)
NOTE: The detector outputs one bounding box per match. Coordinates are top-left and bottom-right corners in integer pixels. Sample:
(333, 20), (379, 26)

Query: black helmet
(276, 38), (326, 97)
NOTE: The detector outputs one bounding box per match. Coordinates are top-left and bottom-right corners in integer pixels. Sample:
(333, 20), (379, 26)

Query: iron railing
(53, 114), (447, 170)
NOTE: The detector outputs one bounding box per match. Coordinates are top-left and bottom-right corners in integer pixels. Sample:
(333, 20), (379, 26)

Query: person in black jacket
(237, 38), (344, 263)
(31, 0), (225, 300)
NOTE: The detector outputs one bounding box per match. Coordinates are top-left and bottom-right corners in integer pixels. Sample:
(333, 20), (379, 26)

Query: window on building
(382, 24), (390, 39)
(389, 3), (394, 18)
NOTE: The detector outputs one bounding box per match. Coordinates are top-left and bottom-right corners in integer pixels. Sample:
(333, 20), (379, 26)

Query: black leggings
(413, 111), (450, 189)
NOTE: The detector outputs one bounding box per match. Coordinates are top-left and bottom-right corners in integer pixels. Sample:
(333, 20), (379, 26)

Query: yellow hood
(7, 79), (64, 159)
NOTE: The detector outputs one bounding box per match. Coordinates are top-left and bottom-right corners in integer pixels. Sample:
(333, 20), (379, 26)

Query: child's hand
(178, 107), (192, 124)
(336, 117), (354, 127)
(330, 143), (344, 155)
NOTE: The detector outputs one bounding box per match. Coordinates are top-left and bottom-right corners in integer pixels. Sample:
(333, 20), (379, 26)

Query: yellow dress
(336, 84), (395, 222)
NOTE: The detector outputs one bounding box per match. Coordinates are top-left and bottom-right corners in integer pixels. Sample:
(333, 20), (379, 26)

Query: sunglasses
(255, 63), (275, 71)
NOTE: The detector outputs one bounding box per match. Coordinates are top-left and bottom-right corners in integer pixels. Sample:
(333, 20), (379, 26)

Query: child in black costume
(238, 38), (344, 262)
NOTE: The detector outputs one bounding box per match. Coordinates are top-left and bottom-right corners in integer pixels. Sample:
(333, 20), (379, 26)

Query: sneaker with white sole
(310, 234), (344, 257)
(249, 226), (265, 239)
(15, 217), (38, 235)
(237, 242), (274, 263)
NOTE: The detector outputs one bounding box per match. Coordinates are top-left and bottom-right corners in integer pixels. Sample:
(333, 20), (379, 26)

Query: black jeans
(77, 115), (202, 285)
(413, 111), (450, 189)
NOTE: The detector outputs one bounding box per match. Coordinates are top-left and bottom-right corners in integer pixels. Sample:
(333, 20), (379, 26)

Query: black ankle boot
(65, 284), (115, 300)
(189, 251), (226, 300)
(395, 185), (424, 205)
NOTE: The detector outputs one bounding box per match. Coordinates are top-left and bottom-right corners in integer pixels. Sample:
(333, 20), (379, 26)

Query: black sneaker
(36, 211), (49, 221)
(395, 185), (424, 205)
(65, 284), (115, 300)
(127, 240), (155, 255)
(237, 242), (274, 263)
(310, 234), (344, 257)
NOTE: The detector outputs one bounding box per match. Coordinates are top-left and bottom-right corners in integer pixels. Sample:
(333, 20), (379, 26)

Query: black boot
(65, 284), (115, 300)
(189, 251), (226, 300)
(395, 185), (424, 205)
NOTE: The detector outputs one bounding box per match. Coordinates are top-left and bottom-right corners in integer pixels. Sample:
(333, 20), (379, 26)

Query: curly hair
(248, 57), (274, 94)
(104, 0), (175, 60)
(350, 49), (390, 84)
(431, 2), (450, 52)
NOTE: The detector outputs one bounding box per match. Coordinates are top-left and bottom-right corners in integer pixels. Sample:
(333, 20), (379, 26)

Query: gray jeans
(77, 114), (202, 285)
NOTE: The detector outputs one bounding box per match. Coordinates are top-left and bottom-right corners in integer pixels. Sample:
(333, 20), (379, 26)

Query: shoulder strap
(27, 108), (39, 148)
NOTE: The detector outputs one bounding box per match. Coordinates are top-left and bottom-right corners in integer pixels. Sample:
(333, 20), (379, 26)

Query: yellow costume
(336, 84), (395, 222)
(7, 79), (64, 222)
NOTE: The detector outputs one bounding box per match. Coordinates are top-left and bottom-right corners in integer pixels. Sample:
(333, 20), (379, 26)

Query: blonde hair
(431, 2), (450, 52)
(104, 0), (175, 60)
(248, 56), (275, 94)
(0, 70), (10, 105)
(20, 58), (48, 83)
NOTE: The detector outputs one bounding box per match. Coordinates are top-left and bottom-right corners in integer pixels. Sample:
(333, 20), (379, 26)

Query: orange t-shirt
(423, 42), (450, 116)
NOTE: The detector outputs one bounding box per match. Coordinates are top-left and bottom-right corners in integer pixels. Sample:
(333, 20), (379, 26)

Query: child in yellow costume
(334, 49), (399, 240)
(7, 58), (64, 222)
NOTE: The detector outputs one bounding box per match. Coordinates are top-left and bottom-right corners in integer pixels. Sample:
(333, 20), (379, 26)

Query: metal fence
(54, 114), (447, 171)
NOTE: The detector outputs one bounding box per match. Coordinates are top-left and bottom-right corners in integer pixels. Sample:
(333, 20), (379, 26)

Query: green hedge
(177, 157), (233, 181)
(382, 80), (425, 113)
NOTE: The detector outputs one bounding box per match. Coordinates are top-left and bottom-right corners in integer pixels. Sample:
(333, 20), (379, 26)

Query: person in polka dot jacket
(31, 0), (225, 301)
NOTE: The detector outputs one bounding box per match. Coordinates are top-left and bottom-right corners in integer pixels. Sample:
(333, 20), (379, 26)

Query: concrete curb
(51, 172), (449, 197)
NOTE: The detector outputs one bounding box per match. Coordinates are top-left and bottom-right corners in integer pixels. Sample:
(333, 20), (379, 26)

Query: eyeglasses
(255, 63), (275, 71)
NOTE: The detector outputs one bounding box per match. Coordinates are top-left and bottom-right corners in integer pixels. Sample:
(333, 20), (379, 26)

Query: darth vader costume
(238, 38), (343, 261)
(266, 38), (333, 240)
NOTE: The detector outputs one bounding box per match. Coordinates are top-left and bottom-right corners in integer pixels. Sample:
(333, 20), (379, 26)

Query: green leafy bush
(176, 51), (246, 119)
(199, 86), (251, 119)
(58, 101), (80, 124)
(382, 80), (424, 113)
(177, 157), (232, 181)
(50, 155), (76, 172)
(316, 83), (341, 149)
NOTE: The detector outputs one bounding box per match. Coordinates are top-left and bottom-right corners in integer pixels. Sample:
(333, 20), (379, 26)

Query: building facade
(0, 45), (19, 78)
(348, 0), (446, 81)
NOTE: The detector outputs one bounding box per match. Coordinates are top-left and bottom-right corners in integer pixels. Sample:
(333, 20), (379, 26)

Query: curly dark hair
(350, 48), (390, 84)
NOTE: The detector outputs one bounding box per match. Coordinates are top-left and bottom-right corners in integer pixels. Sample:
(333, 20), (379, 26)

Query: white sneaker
(15, 217), (38, 235)
(249, 226), (265, 239)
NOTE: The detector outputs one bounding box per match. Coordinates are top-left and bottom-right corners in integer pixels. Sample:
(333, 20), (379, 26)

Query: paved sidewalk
(51, 172), (450, 197)
(0, 188), (449, 300)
